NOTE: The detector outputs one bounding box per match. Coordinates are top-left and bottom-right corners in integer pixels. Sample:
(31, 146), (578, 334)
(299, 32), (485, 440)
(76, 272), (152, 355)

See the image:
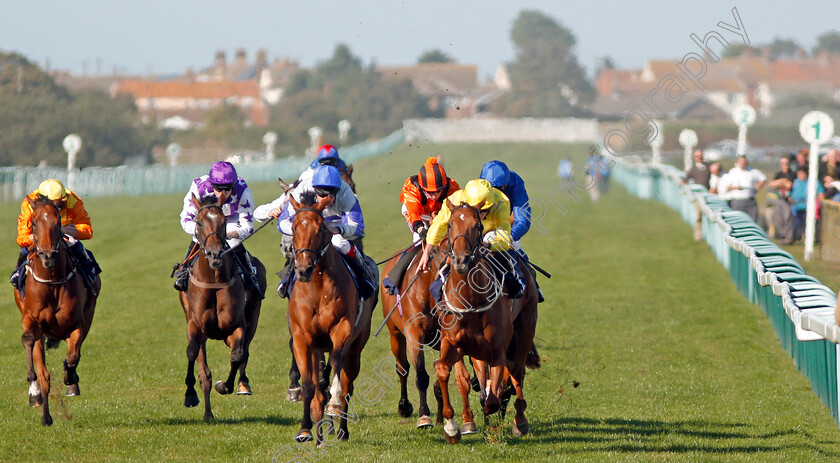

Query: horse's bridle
(292, 207), (331, 268)
(444, 203), (484, 264)
(194, 204), (228, 257)
(29, 202), (75, 284)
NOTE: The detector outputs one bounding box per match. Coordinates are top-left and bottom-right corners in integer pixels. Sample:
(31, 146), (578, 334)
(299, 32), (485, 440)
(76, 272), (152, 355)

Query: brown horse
(15, 198), (100, 426)
(341, 164), (356, 194)
(434, 200), (538, 443)
(287, 191), (377, 446)
(179, 194), (267, 421)
(380, 243), (479, 433)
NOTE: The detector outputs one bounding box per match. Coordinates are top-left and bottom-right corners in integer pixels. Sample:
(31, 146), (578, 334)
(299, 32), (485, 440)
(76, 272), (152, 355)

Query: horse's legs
(197, 338), (214, 422)
(433, 378), (444, 426)
(453, 360), (476, 434)
(434, 342), (462, 444)
(216, 326), (246, 395)
(508, 362), (529, 436)
(337, 350), (362, 441)
(287, 337), (302, 402)
(312, 350), (329, 447)
(325, 348), (346, 416)
(388, 326), (413, 419)
(63, 326), (84, 396)
(184, 323), (201, 408)
(484, 352), (505, 417)
(471, 358), (488, 413)
(293, 338), (315, 442)
(237, 295), (261, 395)
(33, 338), (52, 426)
(21, 317), (43, 408)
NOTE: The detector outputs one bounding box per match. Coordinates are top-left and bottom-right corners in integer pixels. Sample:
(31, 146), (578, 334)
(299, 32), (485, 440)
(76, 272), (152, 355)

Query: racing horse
(380, 242), (479, 433)
(15, 197), (100, 426)
(179, 194), (267, 421)
(434, 199), (538, 443)
(287, 191), (378, 446)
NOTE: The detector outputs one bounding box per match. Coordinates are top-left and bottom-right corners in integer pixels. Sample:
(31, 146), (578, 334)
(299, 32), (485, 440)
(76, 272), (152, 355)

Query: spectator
(557, 157), (572, 185)
(584, 148), (602, 202)
(767, 157), (796, 244)
(718, 155), (766, 222)
(821, 149), (840, 179)
(791, 168), (824, 241)
(709, 162), (723, 194)
(684, 149), (711, 190)
(824, 174), (840, 202)
(791, 148), (810, 173)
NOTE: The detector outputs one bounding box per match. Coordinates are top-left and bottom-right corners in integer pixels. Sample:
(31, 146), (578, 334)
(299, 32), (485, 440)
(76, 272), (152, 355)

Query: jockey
(417, 179), (526, 299)
(10, 179), (101, 294)
(273, 164), (374, 299)
(479, 160), (544, 302)
(382, 156), (459, 295)
(173, 161), (261, 296)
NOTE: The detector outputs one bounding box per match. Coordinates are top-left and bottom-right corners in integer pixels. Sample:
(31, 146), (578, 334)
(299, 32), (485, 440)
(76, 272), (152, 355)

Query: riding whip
(374, 269), (424, 337)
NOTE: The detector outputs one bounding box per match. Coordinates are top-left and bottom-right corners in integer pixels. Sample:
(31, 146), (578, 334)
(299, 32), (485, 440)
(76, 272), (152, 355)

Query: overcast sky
(2, 0), (838, 81)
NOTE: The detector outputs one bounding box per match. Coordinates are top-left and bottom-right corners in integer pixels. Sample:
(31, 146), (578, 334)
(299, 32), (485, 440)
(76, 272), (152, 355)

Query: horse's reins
(291, 207), (331, 268)
(27, 203), (77, 285)
(186, 204), (237, 288)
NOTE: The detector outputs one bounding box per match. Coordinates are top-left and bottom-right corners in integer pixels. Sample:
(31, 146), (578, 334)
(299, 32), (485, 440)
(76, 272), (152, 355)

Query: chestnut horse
(179, 194), (267, 421)
(434, 199), (538, 444)
(380, 243), (479, 433)
(287, 192), (378, 446)
(15, 198), (100, 426)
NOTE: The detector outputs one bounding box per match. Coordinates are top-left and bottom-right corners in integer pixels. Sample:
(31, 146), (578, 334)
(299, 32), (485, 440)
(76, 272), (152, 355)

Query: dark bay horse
(434, 199), (538, 443)
(179, 194), (267, 421)
(380, 243), (478, 433)
(288, 192), (378, 446)
(15, 198), (100, 426)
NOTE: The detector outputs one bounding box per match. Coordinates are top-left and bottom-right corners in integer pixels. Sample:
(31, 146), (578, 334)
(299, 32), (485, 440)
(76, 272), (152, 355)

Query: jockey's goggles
(314, 187), (338, 198)
(212, 182), (234, 192)
(318, 158), (337, 167)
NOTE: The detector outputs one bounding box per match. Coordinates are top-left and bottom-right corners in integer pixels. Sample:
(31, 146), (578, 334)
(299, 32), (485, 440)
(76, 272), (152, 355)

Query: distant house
(113, 79), (268, 128)
(377, 62), (497, 118)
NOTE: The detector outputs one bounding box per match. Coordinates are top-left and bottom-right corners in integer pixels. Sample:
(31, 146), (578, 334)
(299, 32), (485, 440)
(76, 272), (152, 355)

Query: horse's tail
(507, 333), (541, 370)
(525, 343), (541, 370)
(45, 337), (61, 350)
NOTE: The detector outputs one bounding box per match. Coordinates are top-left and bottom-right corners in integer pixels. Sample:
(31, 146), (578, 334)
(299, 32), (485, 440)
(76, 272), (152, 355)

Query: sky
(2, 0), (839, 82)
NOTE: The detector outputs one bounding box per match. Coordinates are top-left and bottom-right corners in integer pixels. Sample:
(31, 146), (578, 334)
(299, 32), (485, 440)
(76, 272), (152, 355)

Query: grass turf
(0, 142), (838, 461)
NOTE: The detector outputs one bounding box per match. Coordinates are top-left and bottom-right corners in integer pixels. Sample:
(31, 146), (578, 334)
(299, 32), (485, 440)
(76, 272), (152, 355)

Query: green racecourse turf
(1, 142), (840, 462)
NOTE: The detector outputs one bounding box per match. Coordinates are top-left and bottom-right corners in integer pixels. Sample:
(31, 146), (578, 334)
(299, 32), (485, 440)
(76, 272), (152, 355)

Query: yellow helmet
(38, 179), (67, 200)
(462, 179), (493, 209)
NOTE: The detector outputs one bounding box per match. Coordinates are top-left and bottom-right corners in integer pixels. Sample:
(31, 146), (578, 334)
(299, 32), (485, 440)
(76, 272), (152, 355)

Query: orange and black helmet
(418, 157), (448, 192)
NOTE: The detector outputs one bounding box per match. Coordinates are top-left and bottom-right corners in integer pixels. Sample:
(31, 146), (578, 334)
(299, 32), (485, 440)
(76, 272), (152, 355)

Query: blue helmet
(480, 160), (510, 189)
(312, 165), (342, 190)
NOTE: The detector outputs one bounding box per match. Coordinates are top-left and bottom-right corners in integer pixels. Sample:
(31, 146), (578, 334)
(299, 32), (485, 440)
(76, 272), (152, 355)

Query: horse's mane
(198, 195), (219, 207)
(299, 191), (317, 207)
(33, 196), (55, 207)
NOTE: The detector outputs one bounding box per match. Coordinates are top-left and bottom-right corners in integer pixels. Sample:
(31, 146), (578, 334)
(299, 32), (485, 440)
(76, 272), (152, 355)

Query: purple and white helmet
(209, 161), (237, 185)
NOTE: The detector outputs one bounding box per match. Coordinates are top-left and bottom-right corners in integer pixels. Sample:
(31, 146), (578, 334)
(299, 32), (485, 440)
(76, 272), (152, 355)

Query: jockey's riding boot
(276, 259), (294, 299)
(174, 269), (189, 292)
(504, 259), (525, 300)
(69, 242), (97, 291)
(384, 244), (421, 295)
(352, 252), (375, 300)
(9, 250), (26, 288)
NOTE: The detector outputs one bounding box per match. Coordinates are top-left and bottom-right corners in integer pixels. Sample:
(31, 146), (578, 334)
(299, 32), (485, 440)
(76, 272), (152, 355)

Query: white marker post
(732, 104), (756, 156)
(166, 143), (182, 167)
(63, 134), (82, 190)
(799, 111), (835, 261)
(338, 120), (351, 144)
(679, 129), (698, 171)
(263, 131), (277, 161)
(650, 120), (663, 165)
(307, 127), (322, 160)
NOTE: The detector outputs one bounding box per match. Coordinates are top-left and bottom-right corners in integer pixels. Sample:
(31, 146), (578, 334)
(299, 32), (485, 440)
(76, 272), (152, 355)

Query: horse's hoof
(294, 429), (312, 443)
(236, 381), (252, 395)
(512, 421), (529, 436)
(444, 430), (461, 444)
(29, 394), (43, 408)
(416, 415), (433, 428)
(461, 421), (478, 434)
(184, 392), (199, 408)
(66, 384), (81, 396)
(214, 380), (230, 395)
(397, 399), (414, 418)
(325, 403), (342, 417)
(286, 387), (301, 403)
(42, 414), (53, 426)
